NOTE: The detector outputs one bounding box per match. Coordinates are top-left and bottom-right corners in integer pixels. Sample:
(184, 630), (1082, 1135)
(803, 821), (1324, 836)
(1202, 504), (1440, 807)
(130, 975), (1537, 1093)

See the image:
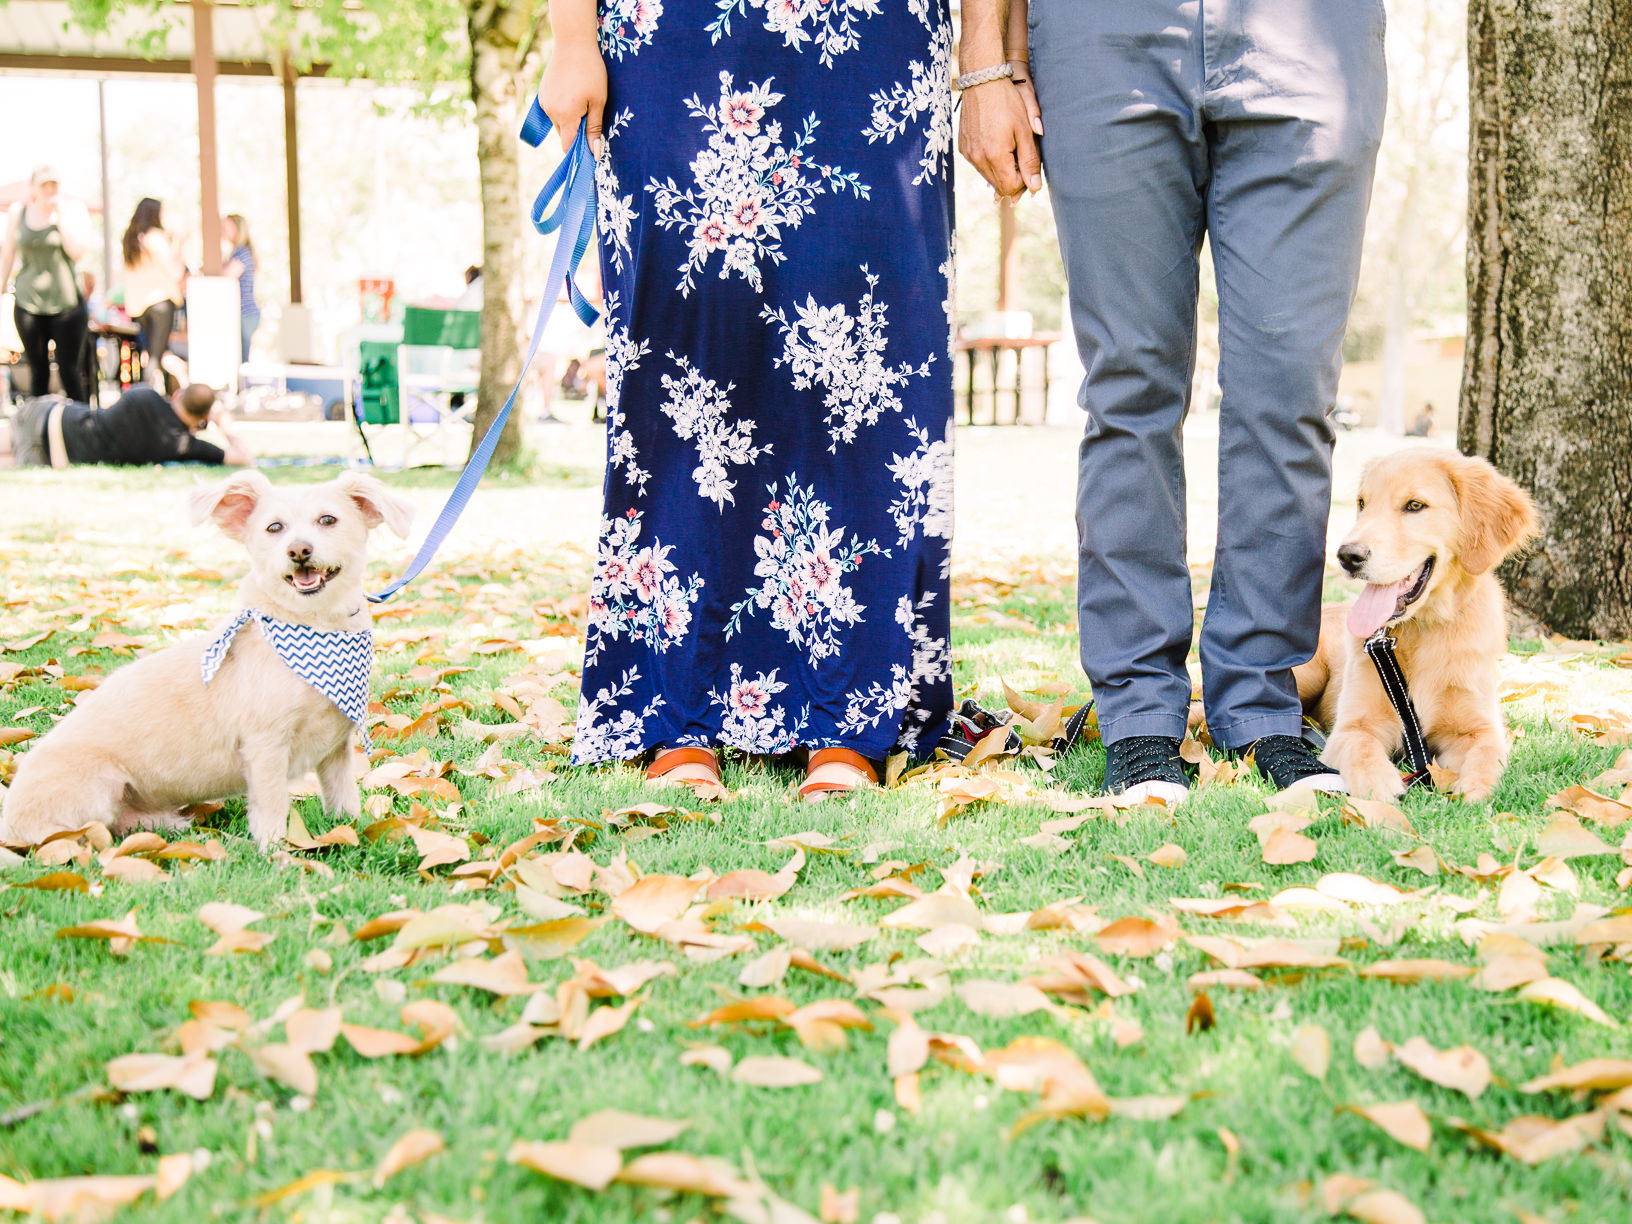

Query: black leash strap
(1363, 629), (1433, 789)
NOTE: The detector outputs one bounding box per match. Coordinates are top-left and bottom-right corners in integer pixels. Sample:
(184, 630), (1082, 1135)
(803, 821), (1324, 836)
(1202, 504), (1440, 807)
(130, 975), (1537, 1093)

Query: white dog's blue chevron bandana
(201, 609), (374, 749)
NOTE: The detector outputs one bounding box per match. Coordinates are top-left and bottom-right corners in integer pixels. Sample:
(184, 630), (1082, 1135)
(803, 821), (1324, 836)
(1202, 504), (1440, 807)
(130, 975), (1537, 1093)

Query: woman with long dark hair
(0, 165), (91, 400)
(122, 197), (186, 388)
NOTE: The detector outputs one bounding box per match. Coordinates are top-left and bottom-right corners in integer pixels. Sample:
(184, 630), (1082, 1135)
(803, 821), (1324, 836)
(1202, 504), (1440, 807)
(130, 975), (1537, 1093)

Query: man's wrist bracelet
(953, 62), (1015, 92)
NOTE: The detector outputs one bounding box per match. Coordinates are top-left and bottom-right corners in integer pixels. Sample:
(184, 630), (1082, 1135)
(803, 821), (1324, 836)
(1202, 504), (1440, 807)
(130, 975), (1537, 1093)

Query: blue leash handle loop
(368, 102), (598, 603)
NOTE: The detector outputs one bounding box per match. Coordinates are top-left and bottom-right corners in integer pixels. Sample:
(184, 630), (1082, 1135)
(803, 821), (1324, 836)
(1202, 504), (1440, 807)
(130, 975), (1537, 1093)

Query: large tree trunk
(466, 0), (542, 467)
(1461, 0), (1632, 638)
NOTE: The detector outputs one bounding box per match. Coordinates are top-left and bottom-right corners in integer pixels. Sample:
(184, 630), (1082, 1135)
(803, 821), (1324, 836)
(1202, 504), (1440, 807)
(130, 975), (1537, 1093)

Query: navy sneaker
(1247, 734), (1348, 793)
(1102, 735), (1189, 805)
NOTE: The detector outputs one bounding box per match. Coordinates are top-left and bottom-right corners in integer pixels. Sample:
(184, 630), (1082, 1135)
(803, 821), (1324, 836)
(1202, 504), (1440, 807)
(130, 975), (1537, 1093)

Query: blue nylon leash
(368, 102), (599, 603)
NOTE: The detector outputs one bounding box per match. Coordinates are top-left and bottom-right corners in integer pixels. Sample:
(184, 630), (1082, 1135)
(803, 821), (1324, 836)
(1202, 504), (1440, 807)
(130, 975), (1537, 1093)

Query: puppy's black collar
(1363, 629), (1433, 789)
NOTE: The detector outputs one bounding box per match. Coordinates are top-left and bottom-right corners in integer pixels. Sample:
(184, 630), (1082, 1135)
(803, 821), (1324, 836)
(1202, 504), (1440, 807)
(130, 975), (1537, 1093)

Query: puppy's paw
(1323, 735), (1404, 800)
(246, 809), (289, 851)
(323, 780), (361, 820)
(1349, 766), (1406, 800)
(1450, 774), (1498, 803)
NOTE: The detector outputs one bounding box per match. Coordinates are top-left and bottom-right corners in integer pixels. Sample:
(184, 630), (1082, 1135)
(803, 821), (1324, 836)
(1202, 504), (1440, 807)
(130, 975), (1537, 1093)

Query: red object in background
(359, 276), (395, 323)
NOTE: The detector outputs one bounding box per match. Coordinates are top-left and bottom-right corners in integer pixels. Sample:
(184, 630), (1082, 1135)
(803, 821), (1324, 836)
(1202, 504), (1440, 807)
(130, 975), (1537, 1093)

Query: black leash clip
(1363, 628), (1434, 790)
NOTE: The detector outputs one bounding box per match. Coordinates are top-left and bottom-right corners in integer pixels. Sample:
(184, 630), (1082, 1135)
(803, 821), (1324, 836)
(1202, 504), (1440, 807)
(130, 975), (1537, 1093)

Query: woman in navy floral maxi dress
(541, 0), (954, 795)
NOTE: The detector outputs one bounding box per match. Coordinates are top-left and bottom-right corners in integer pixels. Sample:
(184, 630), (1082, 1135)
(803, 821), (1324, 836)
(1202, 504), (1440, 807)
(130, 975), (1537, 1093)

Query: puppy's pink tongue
(1348, 576), (1413, 639)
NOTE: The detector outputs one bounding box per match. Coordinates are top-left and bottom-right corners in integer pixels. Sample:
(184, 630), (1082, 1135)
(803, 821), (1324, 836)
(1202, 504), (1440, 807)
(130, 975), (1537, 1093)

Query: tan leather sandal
(799, 747), (878, 803)
(645, 746), (721, 789)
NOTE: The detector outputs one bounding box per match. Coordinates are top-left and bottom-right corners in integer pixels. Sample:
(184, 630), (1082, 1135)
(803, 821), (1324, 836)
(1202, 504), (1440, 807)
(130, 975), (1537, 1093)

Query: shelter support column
(281, 55), (303, 304)
(191, 0), (221, 275)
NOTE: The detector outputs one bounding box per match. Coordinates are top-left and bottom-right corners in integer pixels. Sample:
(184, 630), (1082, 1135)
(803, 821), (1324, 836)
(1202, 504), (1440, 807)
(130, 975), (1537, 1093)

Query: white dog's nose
(287, 541), (314, 565)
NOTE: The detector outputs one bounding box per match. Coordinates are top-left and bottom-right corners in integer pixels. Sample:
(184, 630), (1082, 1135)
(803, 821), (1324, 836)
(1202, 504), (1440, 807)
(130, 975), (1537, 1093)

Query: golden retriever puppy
(0, 471), (413, 849)
(1294, 450), (1536, 801)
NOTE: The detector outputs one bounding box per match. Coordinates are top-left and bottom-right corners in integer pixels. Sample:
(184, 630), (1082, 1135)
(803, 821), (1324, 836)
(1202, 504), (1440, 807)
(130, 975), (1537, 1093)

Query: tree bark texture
(1461, 0), (1632, 638)
(466, 0), (542, 468)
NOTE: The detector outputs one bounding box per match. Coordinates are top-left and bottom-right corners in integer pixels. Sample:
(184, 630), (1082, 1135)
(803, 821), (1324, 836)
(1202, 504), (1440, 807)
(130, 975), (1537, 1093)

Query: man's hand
(958, 80), (1042, 199)
(538, 0), (607, 156)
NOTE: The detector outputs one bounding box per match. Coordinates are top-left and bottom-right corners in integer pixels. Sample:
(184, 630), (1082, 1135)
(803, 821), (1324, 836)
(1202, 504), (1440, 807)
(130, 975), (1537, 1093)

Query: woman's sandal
(645, 746), (721, 790)
(799, 747), (878, 803)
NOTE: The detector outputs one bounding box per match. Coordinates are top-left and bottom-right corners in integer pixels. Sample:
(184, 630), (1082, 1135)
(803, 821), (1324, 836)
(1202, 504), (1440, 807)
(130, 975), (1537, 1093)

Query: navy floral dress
(573, 0), (955, 766)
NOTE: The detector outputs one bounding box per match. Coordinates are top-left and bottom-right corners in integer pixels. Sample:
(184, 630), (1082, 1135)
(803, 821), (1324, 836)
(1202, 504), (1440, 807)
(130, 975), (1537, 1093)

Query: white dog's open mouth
(285, 565), (340, 595)
(1348, 556), (1435, 638)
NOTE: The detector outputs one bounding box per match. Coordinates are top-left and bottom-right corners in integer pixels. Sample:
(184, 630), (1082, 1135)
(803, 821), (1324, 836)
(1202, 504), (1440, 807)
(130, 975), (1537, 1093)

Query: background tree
(1462, 0), (1632, 638)
(67, 0), (547, 468)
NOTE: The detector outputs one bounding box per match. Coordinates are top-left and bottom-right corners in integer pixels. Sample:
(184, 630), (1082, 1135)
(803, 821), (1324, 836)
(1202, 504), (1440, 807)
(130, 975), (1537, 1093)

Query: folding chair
(397, 306), (481, 468)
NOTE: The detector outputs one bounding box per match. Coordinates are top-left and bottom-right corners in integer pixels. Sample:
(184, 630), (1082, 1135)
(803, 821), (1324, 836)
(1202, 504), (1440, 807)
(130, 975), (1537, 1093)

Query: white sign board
(184, 276), (241, 392)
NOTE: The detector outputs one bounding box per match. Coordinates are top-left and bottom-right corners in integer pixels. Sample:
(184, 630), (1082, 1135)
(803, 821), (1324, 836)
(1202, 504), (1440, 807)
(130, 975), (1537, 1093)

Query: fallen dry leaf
(429, 950), (542, 996)
(1343, 1100), (1432, 1151)
(507, 1140), (623, 1190)
(730, 1055), (824, 1087)
(286, 1007), (343, 1054)
(106, 1050), (217, 1100)
(1094, 915), (1179, 958)
(577, 999), (639, 1051)
(759, 917), (875, 952)
(1291, 1025), (1330, 1082)
(373, 1128), (444, 1188)
(1536, 813), (1618, 859)
(1146, 843), (1188, 869)
(1521, 1058), (1632, 1094)
(1392, 1037), (1490, 1099)
(1260, 826), (1318, 864)
(249, 1043), (319, 1097)
(612, 874), (702, 934)
(955, 980), (1052, 1019)
(1516, 977), (1618, 1026)
(1357, 959), (1473, 984)
(614, 1152), (757, 1198)
(1354, 1026), (1392, 1070)
(566, 1110), (690, 1149)
(820, 1183), (861, 1224)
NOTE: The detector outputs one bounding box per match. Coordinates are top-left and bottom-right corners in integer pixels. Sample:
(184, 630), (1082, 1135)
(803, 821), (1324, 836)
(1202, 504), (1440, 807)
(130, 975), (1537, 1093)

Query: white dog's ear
(337, 471), (415, 538)
(1452, 456), (1538, 575)
(189, 470), (273, 539)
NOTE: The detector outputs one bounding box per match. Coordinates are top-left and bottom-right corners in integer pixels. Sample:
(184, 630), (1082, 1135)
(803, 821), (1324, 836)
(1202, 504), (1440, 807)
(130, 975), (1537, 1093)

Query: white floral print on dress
(600, 0), (664, 60)
(727, 474), (884, 665)
(886, 417), (954, 558)
(863, 5), (952, 185)
(762, 266), (935, 452)
(707, 0), (882, 67)
(646, 72), (868, 296)
(603, 302), (653, 493)
(572, 667), (666, 764)
(596, 110), (639, 276)
(709, 663), (810, 754)
(660, 352), (772, 509)
(586, 509), (704, 666)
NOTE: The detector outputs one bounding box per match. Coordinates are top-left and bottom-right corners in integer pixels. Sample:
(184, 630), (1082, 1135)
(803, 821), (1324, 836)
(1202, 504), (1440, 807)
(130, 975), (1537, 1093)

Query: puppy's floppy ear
(1451, 456), (1538, 575)
(188, 470), (273, 539)
(336, 471), (415, 538)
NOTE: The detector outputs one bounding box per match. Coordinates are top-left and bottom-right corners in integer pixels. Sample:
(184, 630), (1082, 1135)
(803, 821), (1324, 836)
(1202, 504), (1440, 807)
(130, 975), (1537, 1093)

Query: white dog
(0, 470), (413, 849)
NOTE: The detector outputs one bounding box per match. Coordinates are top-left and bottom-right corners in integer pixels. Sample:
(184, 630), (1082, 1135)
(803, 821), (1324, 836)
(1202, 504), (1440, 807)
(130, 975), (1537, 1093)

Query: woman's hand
(538, 1), (607, 156)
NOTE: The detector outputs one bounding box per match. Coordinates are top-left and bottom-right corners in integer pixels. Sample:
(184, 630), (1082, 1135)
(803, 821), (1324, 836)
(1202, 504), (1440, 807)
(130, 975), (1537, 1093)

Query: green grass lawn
(4, 467), (1632, 1224)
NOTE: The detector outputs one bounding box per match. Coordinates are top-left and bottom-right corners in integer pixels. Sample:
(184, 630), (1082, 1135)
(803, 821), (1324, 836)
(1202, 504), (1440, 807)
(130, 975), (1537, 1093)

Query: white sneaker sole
(1113, 779), (1191, 807)
(1292, 772), (1348, 794)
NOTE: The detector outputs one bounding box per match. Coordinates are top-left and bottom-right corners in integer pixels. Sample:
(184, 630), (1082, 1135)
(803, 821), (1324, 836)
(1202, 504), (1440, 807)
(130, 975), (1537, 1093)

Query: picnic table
(955, 332), (1061, 425)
